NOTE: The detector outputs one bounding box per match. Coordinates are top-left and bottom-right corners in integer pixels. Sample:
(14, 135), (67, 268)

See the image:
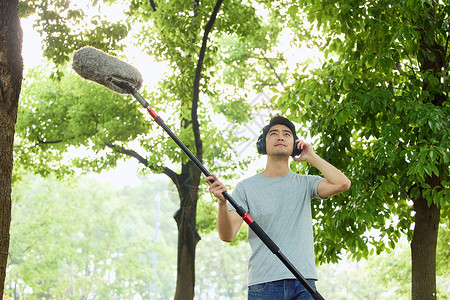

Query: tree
(195, 233), (250, 299)
(15, 1), (283, 298)
(316, 259), (391, 299)
(5, 174), (179, 299)
(269, 1), (449, 299)
(367, 223), (449, 299)
(0, 0), (23, 294)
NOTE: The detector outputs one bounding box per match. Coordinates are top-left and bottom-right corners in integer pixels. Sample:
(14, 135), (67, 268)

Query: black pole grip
(275, 251), (323, 300)
(311, 291), (325, 300)
(248, 222), (280, 254)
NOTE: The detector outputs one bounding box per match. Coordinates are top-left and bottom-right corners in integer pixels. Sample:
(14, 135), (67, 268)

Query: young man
(205, 116), (351, 300)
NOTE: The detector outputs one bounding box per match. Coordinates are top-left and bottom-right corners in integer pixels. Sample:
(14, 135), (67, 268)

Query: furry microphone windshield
(72, 46), (143, 94)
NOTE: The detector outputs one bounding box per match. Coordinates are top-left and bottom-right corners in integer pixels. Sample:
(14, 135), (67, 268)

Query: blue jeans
(248, 279), (317, 300)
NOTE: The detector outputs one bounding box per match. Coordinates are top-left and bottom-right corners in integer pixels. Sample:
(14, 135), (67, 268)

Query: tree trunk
(0, 0), (23, 294)
(107, 145), (203, 300)
(173, 161), (201, 300)
(411, 3), (446, 299)
(411, 196), (440, 300)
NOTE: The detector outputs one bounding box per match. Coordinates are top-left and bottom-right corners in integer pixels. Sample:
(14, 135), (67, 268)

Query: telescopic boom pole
(113, 80), (326, 300)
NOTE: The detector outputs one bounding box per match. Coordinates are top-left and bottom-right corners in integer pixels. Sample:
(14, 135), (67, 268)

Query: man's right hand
(206, 174), (243, 242)
(205, 174), (227, 203)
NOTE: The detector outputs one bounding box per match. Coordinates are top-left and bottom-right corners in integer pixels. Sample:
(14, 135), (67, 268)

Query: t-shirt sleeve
(309, 175), (328, 200)
(229, 181), (249, 212)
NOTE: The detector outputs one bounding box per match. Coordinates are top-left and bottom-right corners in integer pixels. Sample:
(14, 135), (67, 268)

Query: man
(205, 116), (351, 300)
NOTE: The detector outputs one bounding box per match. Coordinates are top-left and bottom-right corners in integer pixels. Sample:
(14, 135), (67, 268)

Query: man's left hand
(292, 139), (315, 162)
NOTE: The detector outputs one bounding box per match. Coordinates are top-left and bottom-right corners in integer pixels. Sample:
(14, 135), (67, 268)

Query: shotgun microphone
(72, 46), (143, 94)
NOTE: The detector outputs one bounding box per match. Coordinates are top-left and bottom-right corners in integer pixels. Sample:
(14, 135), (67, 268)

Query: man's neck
(262, 155), (290, 177)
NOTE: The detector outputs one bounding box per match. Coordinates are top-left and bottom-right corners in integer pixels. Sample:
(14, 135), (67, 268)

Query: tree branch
(191, 0), (224, 162)
(37, 137), (63, 144)
(192, 0), (199, 20)
(106, 142), (178, 182)
(149, 0), (156, 12)
(264, 56), (285, 88)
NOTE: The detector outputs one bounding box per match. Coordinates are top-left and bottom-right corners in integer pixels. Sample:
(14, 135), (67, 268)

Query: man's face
(265, 124), (295, 157)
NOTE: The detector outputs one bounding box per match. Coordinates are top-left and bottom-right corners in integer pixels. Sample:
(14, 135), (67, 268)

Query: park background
(1, 1), (449, 299)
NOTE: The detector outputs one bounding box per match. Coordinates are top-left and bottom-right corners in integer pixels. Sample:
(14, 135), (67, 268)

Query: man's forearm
(217, 201), (241, 242)
(308, 153), (351, 190)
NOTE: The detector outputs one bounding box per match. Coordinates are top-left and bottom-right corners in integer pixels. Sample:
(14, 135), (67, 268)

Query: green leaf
(429, 150), (436, 161)
(335, 110), (349, 125)
(287, 5), (299, 17)
(389, 240), (396, 249)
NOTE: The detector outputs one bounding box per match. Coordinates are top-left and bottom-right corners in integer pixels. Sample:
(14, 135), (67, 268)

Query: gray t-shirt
(230, 170), (325, 286)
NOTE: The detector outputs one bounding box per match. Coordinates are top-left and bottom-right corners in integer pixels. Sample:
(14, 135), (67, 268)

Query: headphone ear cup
(292, 141), (302, 157)
(256, 134), (266, 154)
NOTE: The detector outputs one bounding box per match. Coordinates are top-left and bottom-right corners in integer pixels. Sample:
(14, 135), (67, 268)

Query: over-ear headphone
(256, 134), (301, 157)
